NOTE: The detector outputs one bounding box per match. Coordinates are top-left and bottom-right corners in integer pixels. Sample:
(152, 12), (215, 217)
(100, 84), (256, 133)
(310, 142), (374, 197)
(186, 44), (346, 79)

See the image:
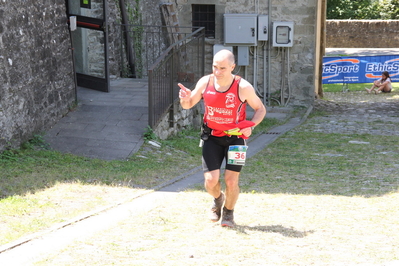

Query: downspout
(266, 0), (272, 106)
(253, 46), (258, 95)
(119, 0), (136, 77)
(263, 42), (267, 102)
(280, 47), (285, 105)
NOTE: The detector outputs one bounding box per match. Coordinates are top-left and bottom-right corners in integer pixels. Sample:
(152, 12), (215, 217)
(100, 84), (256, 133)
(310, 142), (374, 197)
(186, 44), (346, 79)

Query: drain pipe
(266, 0), (272, 106)
(119, 0), (136, 77)
(285, 47), (292, 106)
(281, 47), (286, 105)
(263, 41), (267, 102)
(253, 46), (259, 95)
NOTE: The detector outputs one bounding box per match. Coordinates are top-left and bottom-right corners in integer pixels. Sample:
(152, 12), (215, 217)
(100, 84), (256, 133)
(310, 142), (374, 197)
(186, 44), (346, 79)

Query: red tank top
(203, 75), (246, 137)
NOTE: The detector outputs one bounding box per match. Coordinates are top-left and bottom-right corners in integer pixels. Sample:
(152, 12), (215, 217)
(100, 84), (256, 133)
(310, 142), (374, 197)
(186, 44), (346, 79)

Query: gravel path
(308, 91), (399, 136)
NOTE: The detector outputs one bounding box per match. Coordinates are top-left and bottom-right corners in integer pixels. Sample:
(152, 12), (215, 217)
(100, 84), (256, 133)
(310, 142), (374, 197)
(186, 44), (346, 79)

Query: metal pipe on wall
(266, 0), (272, 106)
(263, 41), (267, 101)
(285, 47), (292, 106)
(253, 46), (258, 95)
(253, 0), (259, 97)
(281, 47), (286, 105)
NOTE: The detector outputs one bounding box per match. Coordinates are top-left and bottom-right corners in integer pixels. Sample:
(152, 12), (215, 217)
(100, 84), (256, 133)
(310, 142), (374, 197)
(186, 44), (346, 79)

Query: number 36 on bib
(227, 145), (248, 165)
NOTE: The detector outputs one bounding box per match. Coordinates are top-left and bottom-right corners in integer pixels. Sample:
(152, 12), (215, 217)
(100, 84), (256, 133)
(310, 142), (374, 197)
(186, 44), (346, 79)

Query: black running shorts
(202, 135), (246, 173)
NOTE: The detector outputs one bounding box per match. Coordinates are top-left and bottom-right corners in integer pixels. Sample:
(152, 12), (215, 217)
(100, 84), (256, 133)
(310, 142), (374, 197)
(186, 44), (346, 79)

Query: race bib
(227, 145), (248, 165)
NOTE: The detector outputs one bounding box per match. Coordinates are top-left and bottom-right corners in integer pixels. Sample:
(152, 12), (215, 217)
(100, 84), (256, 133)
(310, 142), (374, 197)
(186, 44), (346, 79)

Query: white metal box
(257, 15), (269, 41)
(224, 14), (258, 46)
(272, 21), (294, 47)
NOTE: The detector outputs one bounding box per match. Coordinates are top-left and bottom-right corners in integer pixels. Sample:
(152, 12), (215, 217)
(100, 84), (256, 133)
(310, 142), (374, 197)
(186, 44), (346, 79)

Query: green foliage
(0, 149), (20, 162)
(20, 135), (50, 150)
(143, 126), (156, 141)
(1, 135), (50, 163)
(327, 0), (373, 19)
(327, 0), (399, 19)
(378, 0), (399, 19)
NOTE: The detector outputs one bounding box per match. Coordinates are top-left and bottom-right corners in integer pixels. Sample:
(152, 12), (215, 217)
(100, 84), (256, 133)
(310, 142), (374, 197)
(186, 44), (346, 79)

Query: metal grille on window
(192, 4), (215, 38)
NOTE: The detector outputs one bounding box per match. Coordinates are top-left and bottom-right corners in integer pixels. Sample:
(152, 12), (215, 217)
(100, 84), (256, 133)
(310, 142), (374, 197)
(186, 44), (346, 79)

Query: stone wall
(154, 101), (202, 140)
(177, 0), (318, 106)
(154, 0), (319, 139)
(0, 0), (319, 151)
(0, 0), (76, 151)
(326, 20), (399, 48)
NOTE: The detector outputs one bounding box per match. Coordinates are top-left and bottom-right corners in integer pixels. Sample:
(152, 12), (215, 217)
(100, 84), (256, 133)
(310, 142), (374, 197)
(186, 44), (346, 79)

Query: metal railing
(120, 25), (204, 79)
(147, 27), (205, 128)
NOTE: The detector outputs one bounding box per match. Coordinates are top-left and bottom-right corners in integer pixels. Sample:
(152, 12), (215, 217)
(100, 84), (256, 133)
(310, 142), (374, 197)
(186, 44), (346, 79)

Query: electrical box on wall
(257, 15), (268, 41)
(237, 46), (249, 66)
(213, 44), (233, 55)
(224, 14), (257, 46)
(272, 21), (294, 47)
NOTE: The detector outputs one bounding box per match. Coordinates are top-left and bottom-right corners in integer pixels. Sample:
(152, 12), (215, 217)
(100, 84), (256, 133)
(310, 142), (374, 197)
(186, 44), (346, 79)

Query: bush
(327, 0), (399, 19)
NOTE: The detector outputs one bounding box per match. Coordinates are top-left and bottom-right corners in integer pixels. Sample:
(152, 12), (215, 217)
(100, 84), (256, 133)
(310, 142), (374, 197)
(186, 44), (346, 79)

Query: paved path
(44, 78), (290, 161)
(44, 79), (148, 160)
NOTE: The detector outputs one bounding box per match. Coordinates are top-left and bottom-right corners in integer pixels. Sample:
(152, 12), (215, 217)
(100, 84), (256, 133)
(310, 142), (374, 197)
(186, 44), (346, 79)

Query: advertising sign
(322, 55), (399, 84)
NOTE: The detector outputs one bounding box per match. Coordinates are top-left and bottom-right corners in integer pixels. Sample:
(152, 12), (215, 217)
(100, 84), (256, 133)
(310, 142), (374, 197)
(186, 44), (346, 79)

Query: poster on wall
(322, 55), (399, 84)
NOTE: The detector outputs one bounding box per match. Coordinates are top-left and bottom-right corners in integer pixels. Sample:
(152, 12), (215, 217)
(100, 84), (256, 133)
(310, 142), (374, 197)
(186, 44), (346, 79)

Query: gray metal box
(257, 15), (269, 41)
(237, 46), (250, 66)
(224, 14), (257, 46)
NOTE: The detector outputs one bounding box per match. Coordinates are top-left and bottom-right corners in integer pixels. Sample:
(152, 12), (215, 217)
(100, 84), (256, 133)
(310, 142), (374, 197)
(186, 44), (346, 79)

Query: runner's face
(212, 58), (234, 79)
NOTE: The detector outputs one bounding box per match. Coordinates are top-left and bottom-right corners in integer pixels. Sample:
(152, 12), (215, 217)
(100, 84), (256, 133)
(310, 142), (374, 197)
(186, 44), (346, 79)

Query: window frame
(192, 4), (216, 38)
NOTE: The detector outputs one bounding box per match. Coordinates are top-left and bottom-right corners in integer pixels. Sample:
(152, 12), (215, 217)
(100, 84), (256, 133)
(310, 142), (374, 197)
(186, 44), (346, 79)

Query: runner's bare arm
(239, 79), (266, 137)
(178, 75), (209, 109)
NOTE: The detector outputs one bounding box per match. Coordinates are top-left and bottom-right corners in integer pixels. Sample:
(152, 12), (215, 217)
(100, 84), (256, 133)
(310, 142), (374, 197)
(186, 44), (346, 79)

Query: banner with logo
(322, 55), (399, 84)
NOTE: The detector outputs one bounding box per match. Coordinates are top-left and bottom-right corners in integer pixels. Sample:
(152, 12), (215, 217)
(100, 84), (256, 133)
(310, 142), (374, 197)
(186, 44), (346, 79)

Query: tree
(378, 0), (399, 19)
(327, 0), (373, 19)
(327, 0), (399, 19)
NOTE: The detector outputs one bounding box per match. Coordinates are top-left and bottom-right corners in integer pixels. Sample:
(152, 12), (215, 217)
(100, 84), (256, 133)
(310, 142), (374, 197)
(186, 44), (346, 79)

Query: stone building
(0, 0), (325, 152)
(175, 0), (322, 107)
(0, 1), (76, 152)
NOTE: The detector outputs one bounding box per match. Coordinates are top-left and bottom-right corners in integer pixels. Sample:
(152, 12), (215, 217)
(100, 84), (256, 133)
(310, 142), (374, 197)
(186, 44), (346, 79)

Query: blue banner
(323, 55), (399, 84)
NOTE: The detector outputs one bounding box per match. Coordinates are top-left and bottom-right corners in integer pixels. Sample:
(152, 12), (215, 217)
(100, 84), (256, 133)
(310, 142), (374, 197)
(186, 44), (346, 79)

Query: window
(192, 4), (215, 38)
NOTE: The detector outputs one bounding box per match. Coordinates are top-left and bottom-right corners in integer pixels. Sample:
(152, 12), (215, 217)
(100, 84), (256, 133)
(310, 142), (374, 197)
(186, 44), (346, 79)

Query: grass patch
(3, 111), (399, 265)
(31, 111), (399, 265)
(0, 118), (281, 246)
(323, 82), (399, 93)
(242, 130), (399, 196)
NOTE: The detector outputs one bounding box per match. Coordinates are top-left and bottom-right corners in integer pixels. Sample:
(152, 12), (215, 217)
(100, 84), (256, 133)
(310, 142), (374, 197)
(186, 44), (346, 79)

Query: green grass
(242, 130), (399, 196)
(0, 118), (282, 246)
(2, 111), (399, 265)
(323, 82), (399, 93)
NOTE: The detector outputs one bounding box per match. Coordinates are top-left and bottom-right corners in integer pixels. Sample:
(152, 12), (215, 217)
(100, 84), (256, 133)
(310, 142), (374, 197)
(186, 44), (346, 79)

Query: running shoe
(221, 207), (235, 228)
(210, 192), (225, 222)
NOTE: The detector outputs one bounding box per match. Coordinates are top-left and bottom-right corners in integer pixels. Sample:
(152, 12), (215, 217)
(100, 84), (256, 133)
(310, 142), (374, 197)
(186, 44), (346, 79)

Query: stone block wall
(326, 20), (399, 48)
(0, 0), (75, 151)
(0, 0), (320, 151)
(176, 0), (318, 106)
(154, 100), (202, 140)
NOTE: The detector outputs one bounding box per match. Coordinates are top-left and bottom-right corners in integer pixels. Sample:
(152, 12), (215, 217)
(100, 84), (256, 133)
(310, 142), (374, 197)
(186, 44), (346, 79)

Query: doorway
(66, 0), (110, 92)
